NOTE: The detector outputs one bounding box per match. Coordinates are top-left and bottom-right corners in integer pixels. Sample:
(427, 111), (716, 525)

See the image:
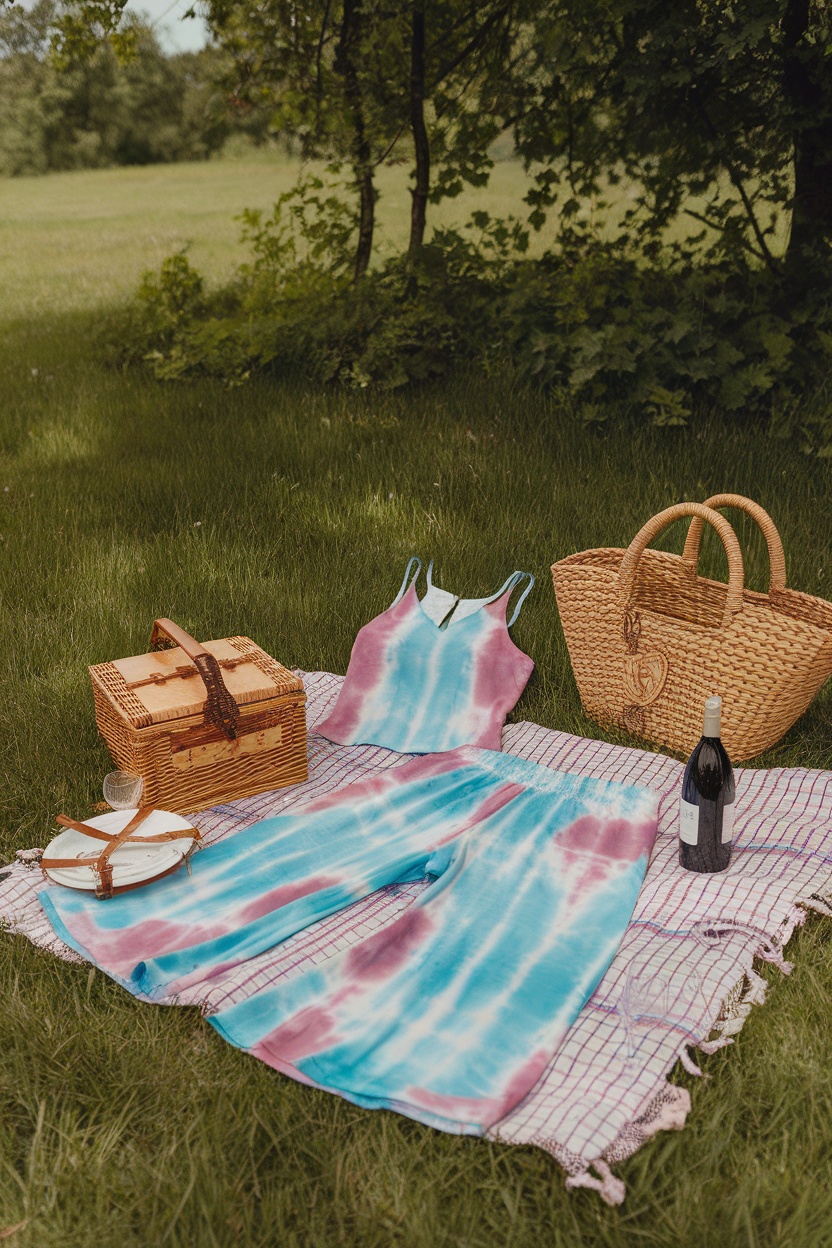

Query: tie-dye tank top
(315, 559), (535, 753)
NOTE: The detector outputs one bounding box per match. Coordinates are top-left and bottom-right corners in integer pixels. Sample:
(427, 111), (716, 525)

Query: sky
(18, 0), (210, 52)
(125, 0), (209, 52)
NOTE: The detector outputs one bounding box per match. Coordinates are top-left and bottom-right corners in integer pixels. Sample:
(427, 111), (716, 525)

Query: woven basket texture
(551, 495), (832, 762)
(90, 635), (307, 814)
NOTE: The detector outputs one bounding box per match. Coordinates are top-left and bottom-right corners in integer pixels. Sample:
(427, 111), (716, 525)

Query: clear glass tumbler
(102, 770), (144, 811)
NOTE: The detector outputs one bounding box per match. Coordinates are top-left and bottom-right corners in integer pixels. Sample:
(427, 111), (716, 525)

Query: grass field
(1, 158), (831, 1247)
(1, 146), (558, 322)
(4, 144), (773, 324)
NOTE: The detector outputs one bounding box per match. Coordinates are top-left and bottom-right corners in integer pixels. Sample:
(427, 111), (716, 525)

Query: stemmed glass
(618, 959), (705, 1062)
(619, 963), (669, 1062)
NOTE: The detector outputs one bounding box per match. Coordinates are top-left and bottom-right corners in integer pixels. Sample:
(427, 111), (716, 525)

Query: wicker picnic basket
(89, 618), (307, 814)
(551, 495), (832, 761)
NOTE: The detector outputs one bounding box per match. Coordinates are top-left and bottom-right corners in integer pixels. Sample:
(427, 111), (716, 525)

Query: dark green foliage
(108, 195), (526, 387)
(200, 0), (528, 276)
(32, 0), (832, 448)
(510, 0), (832, 282)
(504, 232), (832, 427)
(111, 186), (832, 449)
(0, 1), (265, 175)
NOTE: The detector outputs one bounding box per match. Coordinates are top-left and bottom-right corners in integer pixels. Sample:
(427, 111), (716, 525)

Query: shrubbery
(109, 181), (832, 451)
(30, 0), (829, 452)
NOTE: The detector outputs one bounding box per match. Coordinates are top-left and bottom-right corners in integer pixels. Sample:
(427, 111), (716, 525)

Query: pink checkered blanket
(3, 670), (832, 1205)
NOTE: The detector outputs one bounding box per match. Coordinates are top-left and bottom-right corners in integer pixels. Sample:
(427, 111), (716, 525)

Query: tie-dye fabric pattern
(12, 669), (832, 1202)
(315, 564), (535, 753)
(209, 750), (659, 1134)
(40, 751), (511, 999)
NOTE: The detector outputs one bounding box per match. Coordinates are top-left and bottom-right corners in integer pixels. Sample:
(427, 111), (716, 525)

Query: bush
(110, 182), (832, 450)
(504, 233), (832, 428)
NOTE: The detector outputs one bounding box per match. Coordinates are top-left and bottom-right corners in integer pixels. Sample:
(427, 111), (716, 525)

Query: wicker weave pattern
(90, 635), (308, 814)
(225, 636), (303, 690)
(551, 497), (832, 762)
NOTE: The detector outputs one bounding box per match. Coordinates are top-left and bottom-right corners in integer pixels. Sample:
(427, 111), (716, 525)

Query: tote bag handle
(680, 494), (786, 596)
(618, 503), (745, 627)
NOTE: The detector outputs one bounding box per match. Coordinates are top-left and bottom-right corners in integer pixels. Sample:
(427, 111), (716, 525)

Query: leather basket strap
(150, 618), (240, 741)
(53, 813), (198, 845)
(50, 816), (112, 843)
(42, 808), (155, 895)
(42, 808), (201, 898)
(103, 856), (197, 896)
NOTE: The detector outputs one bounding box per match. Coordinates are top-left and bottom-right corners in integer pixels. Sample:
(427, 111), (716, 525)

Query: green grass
(4, 144), (763, 324)
(1, 160), (832, 1246)
(0, 146), (554, 323)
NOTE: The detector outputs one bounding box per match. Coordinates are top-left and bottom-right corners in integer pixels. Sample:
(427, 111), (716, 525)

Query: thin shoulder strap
(490, 570), (535, 628)
(391, 557), (423, 606)
(425, 559), (436, 591)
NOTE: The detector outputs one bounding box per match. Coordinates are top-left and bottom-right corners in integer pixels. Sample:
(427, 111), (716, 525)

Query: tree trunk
(407, 5), (430, 261)
(782, 0), (832, 284)
(355, 161), (375, 279)
(335, 0), (376, 280)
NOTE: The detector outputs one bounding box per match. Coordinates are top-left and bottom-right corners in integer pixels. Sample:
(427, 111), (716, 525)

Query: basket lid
(91, 636), (304, 728)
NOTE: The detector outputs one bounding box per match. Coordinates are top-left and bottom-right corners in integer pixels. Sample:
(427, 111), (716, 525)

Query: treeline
(48, 0), (832, 448)
(0, 0), (267, 176)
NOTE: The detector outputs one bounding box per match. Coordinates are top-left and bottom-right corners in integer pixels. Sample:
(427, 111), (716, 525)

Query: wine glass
(619, 963), (669, 1062)
(618, 958), (705, 1062)
(103, 770), (144, 811)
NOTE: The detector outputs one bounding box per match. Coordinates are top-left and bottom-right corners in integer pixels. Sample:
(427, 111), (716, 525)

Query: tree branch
(374, 119), (408, 167)
(313, 0), (333, 131)
(408, 5), (430, 259)
(683, 208), (768, 263)
(430, 3), (512, 90)
(724, 161), (780, 273)
(692, 95), (780, 273)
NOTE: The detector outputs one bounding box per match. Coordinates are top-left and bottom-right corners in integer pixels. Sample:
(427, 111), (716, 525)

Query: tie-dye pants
(40, 748), (658, 1134)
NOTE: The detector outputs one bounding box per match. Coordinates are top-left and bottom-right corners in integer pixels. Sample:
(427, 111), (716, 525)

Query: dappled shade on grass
(0, 306), (832, 1244)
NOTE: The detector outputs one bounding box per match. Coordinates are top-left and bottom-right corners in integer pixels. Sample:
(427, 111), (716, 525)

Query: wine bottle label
(721, 803), (735, 845)
(679, 799), (699, 845)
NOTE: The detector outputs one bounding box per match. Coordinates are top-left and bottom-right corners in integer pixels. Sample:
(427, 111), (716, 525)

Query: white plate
(44, 808), (199, 892)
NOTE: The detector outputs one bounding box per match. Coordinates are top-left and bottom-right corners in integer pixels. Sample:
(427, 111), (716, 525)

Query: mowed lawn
(1, 159), (832, 1247)
(0, 146), (559, 322)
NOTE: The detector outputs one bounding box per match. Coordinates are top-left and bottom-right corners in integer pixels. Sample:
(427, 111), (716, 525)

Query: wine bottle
(679, 696), (735, 873)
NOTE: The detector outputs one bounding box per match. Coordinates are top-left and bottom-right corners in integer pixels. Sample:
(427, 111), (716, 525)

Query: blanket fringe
(15, 848), (43, 867)
(755, 942), (792, 975)
(694, 918), (794, 975)
(698, 967), (769, 1055)
(565, 1160), (626, 1207)
(697, 1036), (733, 1055)
(802, 892), (832, 918)
(680, 910), (807, 1076)
(678, 1046), (704, 1077)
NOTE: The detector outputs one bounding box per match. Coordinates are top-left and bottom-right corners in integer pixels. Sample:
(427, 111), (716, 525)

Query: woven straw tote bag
(551, 495), (832, 761)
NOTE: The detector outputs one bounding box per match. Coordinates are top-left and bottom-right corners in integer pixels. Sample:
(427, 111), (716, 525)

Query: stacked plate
(43, 808), (199, 892)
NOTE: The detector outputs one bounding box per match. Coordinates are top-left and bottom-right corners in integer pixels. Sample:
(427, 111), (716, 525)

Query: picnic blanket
(3, 670), (832, 1205)
(41, 748), (659, 1135)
